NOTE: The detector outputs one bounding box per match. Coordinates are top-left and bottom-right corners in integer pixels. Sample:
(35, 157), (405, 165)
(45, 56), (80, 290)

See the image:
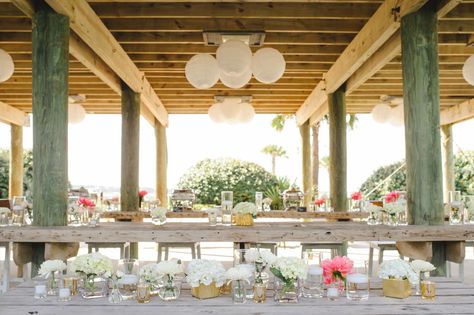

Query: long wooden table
(1, 222), (473, 243)
(0, 279), (472, 314)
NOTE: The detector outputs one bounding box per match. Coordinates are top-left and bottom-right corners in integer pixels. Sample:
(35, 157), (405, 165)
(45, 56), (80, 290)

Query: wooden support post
(120, 81), (140, 259)
(311, 122), (320, 195)
(441, 124), (455, 203)
(31, 1), (69, 275)
(300, 120), (312, 208)
(9, 124), (23, 199)
(328, 86), (347, 212)
(401, 2), (445, 275)
(155, 120), (168, 208)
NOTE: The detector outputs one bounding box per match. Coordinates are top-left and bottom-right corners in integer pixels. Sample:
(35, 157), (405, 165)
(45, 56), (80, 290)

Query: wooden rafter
(44, 0), (168, 126)
(440, 98), (474, 125)
(0, 100), (29, 126)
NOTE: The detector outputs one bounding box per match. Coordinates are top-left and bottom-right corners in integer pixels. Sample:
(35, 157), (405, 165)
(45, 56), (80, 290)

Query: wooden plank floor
(1, 222), (474, 243)
(0, 280), (473, 315)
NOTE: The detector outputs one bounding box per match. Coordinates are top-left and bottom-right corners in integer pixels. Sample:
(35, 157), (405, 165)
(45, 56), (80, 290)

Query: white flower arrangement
(225, 266), (252, 281)
(270, 257), (308, 281)
(156, 260), (183, 277)
(378, 259), (418, 284)
(244, 248), (277, 266)
(384, 203), (406, 215)
(232, 202), (257, 216)
(151, 207), (167, 218)
(139, 263), (161, 283)
(38, 259), (67, 277)
(185, 259), (226, 288)
(366, 203), (383, 214)
(410, 260), (436, 274)
(0, 207), (11, 215)
(72, 252), (113, 277)
(104, 270), (125, 281)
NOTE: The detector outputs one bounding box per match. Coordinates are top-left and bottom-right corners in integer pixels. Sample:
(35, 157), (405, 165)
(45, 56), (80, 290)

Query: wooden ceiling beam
(0, 100), (29, 126)
(44, 0), (168, 126)
(440, 98), (474, 125)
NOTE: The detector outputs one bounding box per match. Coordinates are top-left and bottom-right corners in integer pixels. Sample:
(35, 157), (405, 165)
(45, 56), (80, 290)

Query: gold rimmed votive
(62, 277), (79, 296)
(421, 280), (436, 300)
(136, 283), (151, 304)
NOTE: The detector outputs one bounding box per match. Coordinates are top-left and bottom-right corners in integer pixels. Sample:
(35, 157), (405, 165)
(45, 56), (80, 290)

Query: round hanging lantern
(185, 54), (219, 89)
(219, 68), (252, 89)
(68, 103), (86, 124)
(389, 105), (404, 127)
(251, 47), (286, 84)
(0, 49), (14, 83)
(219, 98), (241, 122)
(236, 102), (255, 123)
(216, 40), (252, 77)
(371, 103), (392, 123)
(462, 55), (474, 86)
(208, 103), (226, 123)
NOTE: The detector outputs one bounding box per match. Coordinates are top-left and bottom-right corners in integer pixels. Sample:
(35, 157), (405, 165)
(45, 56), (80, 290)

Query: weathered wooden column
(9, 124), (23, 198)
(311, 122), (320, 195)
(401, 2), (445, 275)
(300, 120), (312, 208)
(155, 119), (168, 208)
(32, 2), (69, 274)
(441, 124), (455, 203)
(120, 81), (140, 259)
(328, 86), (347, 212)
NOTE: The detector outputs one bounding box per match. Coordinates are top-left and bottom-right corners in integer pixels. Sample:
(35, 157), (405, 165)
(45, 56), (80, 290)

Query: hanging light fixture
(68, 103), (86, 124)
(208, 96), (255, 124)
(388, 105), (404, 127)
(219, 68), (252, 89)
(462, 55), (474, 86)
(0, 49), (14, 83)
(251, 47), (286, 84)
(185, 54), (220, 89)
(370, 103), (392, 123)
(216, 39), (252, 77)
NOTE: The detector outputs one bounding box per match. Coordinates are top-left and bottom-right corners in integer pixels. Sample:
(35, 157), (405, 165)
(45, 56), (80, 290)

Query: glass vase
(273, 278), (301, 304)
(152, 215), (166, 225)
(367, 210), (382, 225)
(158, 275), (181, 301)
(231, 280), (247, 304)
(136, 283), (151, 304)
(385, 213), (399, 226)
(108, 279), (123, 304)
(81, 275), (107, 299)
(415, 271), (430, 296)
(253, 282), (267, 303)
(464, 196), (474, 224)
(47, 272), (60, 296)
(0, 212), (10, 226)
(449, 191), (464, 225)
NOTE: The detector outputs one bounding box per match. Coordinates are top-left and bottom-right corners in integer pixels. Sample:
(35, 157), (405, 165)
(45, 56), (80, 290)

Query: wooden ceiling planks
(0, 1), (473, 115)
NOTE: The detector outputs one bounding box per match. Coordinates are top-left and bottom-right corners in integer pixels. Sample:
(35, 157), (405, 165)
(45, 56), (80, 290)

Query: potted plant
(186, 259), (226, 299)
(378, 259), (418, 298)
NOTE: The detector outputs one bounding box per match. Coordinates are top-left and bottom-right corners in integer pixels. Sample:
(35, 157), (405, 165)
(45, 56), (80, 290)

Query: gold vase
(191, 282), (220, 299)
(253, 283), (267, 303)
(234, 213), (254, 226)
(382, 278), (411, 299)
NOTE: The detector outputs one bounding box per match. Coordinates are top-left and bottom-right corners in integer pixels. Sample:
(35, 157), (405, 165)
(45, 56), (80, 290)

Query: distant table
(0, 279), (472, 315)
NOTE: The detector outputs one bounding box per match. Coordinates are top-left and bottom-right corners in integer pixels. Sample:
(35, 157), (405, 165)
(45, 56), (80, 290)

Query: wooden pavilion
(0, 0), (474, 276)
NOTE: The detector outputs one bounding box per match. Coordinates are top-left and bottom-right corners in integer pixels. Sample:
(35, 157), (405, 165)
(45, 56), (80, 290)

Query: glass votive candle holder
(346, 273), (370, 301)
(208, 209), (217, 226)
(326, 286), (339, 300)
(421, 280), (436, 300)
(58, 287), (72, 302)
(302, 265), (324, 298)
(119, 258), (139, 275)
(118, 274), (138, 300)
(136, 283), (151, 304)
(63, 277), (79, 296)
(34, 284), (47, 299)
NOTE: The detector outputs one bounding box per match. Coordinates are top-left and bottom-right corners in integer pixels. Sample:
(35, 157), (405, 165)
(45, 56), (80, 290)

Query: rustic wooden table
(0, 279), (472, 315)
(1, 222), (473, 243)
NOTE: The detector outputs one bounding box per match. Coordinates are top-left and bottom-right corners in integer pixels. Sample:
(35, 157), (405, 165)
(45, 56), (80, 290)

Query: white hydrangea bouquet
(139, 263), (161, 284)
(270, 257), (308, 292)
(151, 207), (168, 225)
(232, 202), (257, 216)
(72, 252), (113, 278)
(155, 260), (184, 300)
(244, 249), (277, 284)
(378, 259), (418, 285)
(226, 266), (252, 282)
(366, 203), (383, 225)
(38, 259), (67, 295)
(410, 260), (436, 275)
(185, 259), (226, 288)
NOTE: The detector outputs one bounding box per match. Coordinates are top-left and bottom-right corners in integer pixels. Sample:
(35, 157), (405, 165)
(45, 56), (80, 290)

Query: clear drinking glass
(463, 196), (474, 224)
(346, 273), (369, 300)
(207, 208), (217, 226)
(11, 196), (27, 226)
(255, 192), (263, 212)
(302, 265), (324, 298)
(221, 191), (233, 226)
(449, 191), (464, 224)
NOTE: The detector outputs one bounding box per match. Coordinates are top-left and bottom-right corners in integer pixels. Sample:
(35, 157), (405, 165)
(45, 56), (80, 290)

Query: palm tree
(261, 145), (287, 175)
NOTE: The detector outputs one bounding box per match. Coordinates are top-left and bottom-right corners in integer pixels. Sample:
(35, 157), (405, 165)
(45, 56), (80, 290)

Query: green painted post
(401, 2), (445, 275)
(31, 1), (69, 275)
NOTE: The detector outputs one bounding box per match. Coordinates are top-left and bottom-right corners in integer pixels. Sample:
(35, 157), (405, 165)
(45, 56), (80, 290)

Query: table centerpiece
(378, 259), (418, 299)
(38, 259), (67, 296)
(232, 202), (257, 226)
(186, 259), (226, 299)
(72, 252), (113, 298)
(270, 256), (308, 303)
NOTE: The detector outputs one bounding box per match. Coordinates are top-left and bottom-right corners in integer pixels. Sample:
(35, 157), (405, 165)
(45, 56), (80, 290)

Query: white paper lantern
(236, 102), (255, 123)
(185, 54), (219, 89)
(371, 103), (392, 123)
(216, 40), (252, 77)
(0, 49), (14, 83)
(68, 103), (86, 124)
(251, 47), (286, 84)
(219, 98), (241, 123)
(389, 105), (404, 127)
(219, 68), (252, 89)
(208, 103), (226, 123)
(463, 55), (474, 86)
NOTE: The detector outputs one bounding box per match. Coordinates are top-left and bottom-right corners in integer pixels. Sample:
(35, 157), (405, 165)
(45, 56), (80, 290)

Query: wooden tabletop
(1, 222), (473, 243)
(0, 279), (472, 315)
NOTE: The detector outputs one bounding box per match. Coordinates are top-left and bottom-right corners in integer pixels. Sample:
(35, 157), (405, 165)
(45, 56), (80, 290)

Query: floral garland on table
(270, 257), (308, 291)
(185, 259), (226, 288)
(378, 259), (419, 285)
(321, 256), (353, 287)
(244, 249), (277, 284)
(232, 202), (257, 217)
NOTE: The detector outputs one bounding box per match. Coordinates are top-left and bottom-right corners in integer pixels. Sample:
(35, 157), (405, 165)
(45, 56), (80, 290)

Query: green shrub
(0, 149), (33, 200)
(177, 158), (278, 204)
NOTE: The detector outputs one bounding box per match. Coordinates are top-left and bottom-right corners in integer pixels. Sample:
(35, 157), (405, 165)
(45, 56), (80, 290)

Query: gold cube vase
(191, 282), (221, 299)
(234, 213), (254, 226)
(382, 278), (411, 299)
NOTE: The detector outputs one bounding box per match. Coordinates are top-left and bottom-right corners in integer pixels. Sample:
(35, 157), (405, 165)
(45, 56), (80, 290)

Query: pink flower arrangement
(385, 191), (400, 203)
(321, 256), (354, 285)
(351, 192), (362, 201)
(78, 197), (95, 208)
(314, 198), (326, 206)
(138, 190), (148, 198)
